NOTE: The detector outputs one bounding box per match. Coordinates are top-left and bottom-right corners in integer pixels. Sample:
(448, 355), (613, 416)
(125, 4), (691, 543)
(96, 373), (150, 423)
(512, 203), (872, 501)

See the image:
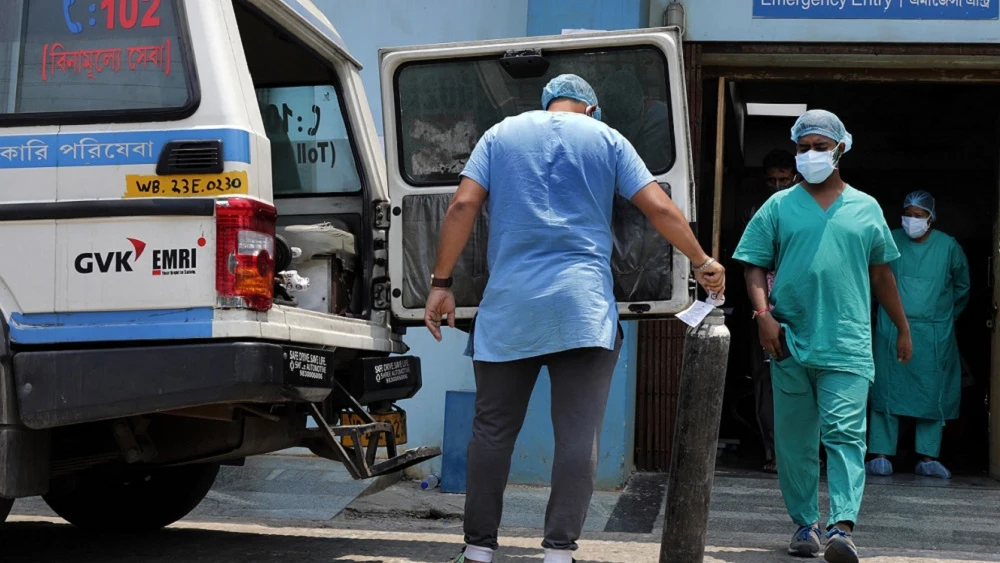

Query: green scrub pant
(772, 359), (870, 528)
(868, 410), (944, 459)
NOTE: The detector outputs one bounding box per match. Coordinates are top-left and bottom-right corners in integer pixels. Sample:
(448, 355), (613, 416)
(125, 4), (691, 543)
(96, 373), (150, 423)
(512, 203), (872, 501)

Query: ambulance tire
(0, 496), (12, 525)
(42, 463), (220, 533)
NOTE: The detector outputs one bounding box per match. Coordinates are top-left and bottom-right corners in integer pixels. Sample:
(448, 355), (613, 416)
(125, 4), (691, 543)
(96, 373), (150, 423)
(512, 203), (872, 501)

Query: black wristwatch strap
(430, 275), (453, 288)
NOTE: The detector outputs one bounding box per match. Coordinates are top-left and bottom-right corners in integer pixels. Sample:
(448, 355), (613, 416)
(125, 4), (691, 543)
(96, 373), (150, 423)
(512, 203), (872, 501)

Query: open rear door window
(381, 29), (694, 323)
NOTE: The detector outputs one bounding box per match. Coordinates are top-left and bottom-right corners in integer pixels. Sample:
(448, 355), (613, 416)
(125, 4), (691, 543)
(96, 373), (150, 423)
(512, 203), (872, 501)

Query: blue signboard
(753, 0), (999, 20)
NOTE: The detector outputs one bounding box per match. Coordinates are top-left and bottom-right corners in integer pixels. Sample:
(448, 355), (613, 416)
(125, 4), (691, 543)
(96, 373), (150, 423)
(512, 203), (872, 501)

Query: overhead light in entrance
(746, 103), (807, 117)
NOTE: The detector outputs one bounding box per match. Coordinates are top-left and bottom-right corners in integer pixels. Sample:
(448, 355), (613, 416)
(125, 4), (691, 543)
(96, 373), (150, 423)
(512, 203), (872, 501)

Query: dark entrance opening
(711, 80), (999, 477)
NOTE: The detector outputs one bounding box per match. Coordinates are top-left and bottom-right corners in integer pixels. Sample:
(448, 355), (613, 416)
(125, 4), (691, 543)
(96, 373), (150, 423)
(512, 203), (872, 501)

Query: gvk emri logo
(74, 238), (205, 275)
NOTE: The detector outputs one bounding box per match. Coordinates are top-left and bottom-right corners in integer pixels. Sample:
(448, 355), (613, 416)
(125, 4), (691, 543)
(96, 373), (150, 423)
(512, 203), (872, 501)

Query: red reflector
(215, 198), (277, 311)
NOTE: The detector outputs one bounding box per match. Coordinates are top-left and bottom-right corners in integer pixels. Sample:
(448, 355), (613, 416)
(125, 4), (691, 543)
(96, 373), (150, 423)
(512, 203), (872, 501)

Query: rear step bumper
(12, 342), (338, 430)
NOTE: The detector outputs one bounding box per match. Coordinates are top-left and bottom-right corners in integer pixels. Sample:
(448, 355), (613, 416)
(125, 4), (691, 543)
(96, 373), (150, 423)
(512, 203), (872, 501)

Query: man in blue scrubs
(423, 74), (725, 563)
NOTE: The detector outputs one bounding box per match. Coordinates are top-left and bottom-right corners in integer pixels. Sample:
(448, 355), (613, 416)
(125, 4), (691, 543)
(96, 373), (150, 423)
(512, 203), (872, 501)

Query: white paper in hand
(676, 300), (715, 328)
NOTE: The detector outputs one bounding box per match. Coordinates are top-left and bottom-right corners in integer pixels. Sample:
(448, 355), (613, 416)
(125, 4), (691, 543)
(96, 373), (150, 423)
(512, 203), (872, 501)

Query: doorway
(705, 79), (1000, 478)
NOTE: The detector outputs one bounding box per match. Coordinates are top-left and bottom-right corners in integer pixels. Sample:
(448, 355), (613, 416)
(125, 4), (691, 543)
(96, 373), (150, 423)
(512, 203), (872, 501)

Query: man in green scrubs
(734, 110), (912, 563)
(867, 191), (970, 479)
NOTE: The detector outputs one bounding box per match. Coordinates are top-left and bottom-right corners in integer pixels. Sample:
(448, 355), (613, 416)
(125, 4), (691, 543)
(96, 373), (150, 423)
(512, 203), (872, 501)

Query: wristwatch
(430, 274), (453, 289)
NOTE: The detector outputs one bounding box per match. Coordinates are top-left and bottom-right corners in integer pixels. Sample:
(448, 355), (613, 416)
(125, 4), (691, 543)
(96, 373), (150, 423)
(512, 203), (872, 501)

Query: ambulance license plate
(339, 410), (407, 447)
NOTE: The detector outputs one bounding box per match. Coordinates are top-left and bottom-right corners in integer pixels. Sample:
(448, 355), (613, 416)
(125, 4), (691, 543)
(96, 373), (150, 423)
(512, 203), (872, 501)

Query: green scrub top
(733, 185), (900, 381)
(873, 229), (970, 421)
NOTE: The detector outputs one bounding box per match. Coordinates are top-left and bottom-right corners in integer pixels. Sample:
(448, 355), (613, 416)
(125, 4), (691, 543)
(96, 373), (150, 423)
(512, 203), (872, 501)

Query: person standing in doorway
(762, 149), (799, 194)
(743, 148), (799, 474)
(423, 74), (725, 563)
(866, 190), (970, 479)
(734, 109), (912, 563)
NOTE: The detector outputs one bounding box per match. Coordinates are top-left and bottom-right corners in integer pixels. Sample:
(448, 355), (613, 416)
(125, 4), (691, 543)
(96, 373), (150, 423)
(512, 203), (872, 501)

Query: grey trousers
(464, 329), (623, 554)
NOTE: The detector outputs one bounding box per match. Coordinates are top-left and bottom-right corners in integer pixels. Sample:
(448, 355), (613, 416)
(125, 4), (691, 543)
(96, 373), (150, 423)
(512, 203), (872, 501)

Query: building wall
(679, 0), (1000, 43)
(648, 0), (670, 28)
(527, 0), (650, 35)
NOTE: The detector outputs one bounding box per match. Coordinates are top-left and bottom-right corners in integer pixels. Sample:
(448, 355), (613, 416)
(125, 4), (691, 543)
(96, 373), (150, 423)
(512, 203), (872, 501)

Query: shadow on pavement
(4, 519), (999, 563)
(3, 520), (502, 563)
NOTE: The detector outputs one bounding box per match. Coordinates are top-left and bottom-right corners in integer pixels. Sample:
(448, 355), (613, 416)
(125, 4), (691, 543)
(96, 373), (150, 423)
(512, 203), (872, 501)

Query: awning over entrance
(698, 43), (1000, 82)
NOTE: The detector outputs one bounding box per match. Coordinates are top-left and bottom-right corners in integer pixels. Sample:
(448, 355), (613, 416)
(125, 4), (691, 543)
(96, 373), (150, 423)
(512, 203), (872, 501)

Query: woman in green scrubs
(866, 191), (970, 479)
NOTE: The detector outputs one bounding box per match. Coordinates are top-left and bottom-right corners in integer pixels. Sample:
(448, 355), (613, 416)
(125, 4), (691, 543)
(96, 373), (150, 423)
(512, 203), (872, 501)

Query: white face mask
(902, 216), (930, 239)
(795, 149), (837, 184)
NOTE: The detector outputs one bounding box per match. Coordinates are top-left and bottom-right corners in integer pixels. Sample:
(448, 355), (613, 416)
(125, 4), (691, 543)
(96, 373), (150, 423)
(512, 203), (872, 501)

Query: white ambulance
(0, 0), (694, 531)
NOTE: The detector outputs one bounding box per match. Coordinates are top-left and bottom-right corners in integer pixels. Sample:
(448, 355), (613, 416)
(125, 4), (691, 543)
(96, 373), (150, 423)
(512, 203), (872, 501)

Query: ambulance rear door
(379, 28), (695, 324)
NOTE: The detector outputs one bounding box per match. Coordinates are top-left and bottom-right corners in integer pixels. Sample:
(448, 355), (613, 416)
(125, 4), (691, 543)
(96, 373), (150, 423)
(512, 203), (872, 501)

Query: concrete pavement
(4, 516), (998, 563)
(339, 467), (1000, 561)
(5, 453), (1000, 562)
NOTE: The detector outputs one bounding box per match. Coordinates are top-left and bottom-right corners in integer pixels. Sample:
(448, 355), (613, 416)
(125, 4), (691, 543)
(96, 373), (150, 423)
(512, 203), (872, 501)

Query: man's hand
(896, 329), (913, 363)
(757, 313), (783, 358)
(696, 260), (726, 297)
(424, 288), (456, 341)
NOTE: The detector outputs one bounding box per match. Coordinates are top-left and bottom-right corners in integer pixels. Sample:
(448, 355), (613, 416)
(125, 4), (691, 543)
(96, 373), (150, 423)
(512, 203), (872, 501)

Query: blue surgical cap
(541, 74), (602, 120)
(790, 109), (853, 153)
(904, 190), (937, 220)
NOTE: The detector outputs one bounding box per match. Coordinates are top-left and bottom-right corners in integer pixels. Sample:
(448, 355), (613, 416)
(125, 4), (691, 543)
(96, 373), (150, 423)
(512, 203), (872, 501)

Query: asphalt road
(5, 455), (1000, 563)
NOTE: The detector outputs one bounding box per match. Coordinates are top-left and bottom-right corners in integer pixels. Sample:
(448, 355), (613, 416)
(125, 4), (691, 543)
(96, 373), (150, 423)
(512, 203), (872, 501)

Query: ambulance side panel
(0, 0), (267, 344)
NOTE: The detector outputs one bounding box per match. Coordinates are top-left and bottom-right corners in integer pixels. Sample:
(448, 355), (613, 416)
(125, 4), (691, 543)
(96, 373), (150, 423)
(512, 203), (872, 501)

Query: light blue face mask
(795, 149), (837, 184)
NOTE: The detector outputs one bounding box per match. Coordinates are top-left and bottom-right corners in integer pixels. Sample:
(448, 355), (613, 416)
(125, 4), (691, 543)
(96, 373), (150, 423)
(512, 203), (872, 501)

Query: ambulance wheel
(0, 497), (12, 525)
(42, 463), (219, 533)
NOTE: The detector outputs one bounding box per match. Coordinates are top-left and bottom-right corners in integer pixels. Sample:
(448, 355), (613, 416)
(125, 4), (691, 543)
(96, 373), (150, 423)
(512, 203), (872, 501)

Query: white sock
(543, 548), (574, 563)
(464, 545), (494, 563)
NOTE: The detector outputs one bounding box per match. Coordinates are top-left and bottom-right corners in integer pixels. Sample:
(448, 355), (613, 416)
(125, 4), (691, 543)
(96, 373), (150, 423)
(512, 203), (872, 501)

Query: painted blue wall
(397, 328), (476, 480)
(680, 0), (1000, 43)
(527, 0), (650, 35)
(317, 0), (530, 135)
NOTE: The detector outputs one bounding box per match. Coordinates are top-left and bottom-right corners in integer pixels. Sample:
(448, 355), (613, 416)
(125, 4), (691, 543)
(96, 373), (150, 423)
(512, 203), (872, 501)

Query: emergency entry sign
(753, 0), (998, 20)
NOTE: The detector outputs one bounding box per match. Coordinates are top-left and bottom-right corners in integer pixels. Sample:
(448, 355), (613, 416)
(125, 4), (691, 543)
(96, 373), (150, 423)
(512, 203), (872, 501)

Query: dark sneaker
(824, 528), (859, 563)
(788, 523), (821, 557)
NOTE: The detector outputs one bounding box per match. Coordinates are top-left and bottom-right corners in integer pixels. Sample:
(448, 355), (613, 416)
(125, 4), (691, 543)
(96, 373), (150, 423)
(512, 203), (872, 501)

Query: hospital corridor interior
(709, 80), (1000, 479)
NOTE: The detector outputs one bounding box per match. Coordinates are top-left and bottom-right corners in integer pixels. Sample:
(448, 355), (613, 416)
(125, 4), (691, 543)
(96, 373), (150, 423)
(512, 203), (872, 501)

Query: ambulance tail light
(215, 198), (277, 311)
